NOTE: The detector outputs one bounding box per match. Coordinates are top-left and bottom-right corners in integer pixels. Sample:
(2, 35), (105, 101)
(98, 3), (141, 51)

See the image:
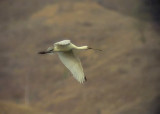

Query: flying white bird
(38, 40), (101, 83)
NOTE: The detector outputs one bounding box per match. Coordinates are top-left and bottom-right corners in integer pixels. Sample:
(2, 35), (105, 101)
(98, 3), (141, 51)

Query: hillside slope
(0, 1), (160, 114)
(0, 101), (49, 114)
(30, 2), (160, 114)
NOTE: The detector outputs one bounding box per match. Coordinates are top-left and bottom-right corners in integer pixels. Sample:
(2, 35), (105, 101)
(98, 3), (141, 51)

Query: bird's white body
(52, 40), (88, 52)
(41, 40), (88, 83)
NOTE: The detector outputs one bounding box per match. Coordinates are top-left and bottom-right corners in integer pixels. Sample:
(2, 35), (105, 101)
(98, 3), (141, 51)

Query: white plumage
(54, 40), (70, 46)
(58, 51), (85, 83)
(39, 40), (89, 83)
(39, 40), (101, 83)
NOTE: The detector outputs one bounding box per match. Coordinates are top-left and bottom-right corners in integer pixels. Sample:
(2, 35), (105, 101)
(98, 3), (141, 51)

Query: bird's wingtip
(79, 77), (87, 84)
(84, 76), (87, 82)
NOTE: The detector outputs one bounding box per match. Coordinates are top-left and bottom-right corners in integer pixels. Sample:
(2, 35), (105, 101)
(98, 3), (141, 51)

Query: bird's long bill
(88, 47), (102, 51)
(38, 50), (52, 54)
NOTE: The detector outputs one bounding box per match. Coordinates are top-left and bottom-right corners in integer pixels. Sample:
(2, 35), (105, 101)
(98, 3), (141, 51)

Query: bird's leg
(38, 50), (54, 54)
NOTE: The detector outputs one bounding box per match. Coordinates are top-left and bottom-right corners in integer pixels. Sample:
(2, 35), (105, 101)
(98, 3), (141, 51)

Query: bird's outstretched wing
(57, 50), (86, 83)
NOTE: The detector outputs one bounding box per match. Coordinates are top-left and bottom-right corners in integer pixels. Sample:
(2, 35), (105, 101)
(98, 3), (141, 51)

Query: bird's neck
(76, 46), (88, 50)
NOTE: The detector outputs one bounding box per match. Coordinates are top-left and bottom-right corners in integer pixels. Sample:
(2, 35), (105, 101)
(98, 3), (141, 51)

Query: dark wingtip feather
(84, 76), (87, 81)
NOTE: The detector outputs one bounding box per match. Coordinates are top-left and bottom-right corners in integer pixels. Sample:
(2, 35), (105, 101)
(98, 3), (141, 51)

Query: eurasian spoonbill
(38, 40), (101, 83)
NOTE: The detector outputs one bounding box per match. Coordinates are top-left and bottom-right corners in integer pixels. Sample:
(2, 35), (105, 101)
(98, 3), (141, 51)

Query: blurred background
(0, 0), (160, 114)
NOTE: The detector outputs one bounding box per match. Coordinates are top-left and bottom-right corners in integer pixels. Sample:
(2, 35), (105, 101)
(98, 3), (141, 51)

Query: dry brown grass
(0, 1), (160, 114)
(0, 101), (49, 114)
